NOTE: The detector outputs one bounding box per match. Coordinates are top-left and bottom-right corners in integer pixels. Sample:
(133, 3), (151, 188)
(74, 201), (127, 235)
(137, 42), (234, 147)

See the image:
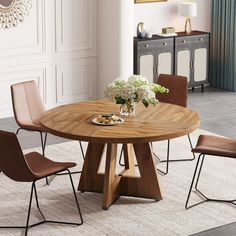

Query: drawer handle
(163, 42), (167, 46)
(145, 44), (149, 48)
(199, 38), (203, 41)
(182, 40), (186, 43)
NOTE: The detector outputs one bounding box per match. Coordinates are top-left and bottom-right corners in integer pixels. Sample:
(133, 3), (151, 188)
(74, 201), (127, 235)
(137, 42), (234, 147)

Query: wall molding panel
(0, 0), (98, 118)
(55, 0), (97, 57)
(56, 58), (97, 104)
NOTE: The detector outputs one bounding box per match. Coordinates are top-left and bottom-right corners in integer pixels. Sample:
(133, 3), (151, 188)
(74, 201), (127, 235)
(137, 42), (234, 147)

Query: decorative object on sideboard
(135, 0), (167, 3)
(179, 2), (197, 35)
(162, 27), (175, 34)
(157, 27), (177, 37)
(137, 22), (153, 39)
(146, 31), (153, 39)
(0, 0), (32, 29)
(137, 22), (146, 39)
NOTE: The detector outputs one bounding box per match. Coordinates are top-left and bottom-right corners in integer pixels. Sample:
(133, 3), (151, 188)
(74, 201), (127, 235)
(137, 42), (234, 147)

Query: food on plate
(95, 114), (123, 125)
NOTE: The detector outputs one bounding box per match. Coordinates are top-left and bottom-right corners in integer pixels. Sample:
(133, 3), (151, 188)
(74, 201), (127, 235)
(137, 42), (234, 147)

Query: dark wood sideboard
(134, 31), (210, 92)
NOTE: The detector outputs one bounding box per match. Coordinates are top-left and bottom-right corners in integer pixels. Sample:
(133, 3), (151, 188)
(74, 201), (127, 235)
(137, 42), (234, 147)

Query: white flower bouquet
(104, 74), (168, 115)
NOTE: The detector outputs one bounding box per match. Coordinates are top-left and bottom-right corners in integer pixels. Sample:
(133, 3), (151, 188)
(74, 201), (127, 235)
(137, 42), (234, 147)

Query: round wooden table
(41, 100), (199, 209)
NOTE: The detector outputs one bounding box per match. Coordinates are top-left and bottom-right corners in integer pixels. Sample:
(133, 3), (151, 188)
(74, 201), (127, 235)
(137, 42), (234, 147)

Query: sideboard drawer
(176, 34), (209, 47)
(138, 38), (173, 50)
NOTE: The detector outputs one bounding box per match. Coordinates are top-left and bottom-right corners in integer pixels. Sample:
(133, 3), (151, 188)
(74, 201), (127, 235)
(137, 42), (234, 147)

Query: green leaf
(115, 96), (126, 105)
(142, 99), (149, 107)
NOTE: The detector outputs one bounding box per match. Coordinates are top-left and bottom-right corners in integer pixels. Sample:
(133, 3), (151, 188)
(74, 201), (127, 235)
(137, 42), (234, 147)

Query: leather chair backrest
(0, 130), (34, 182)
(156, 74), (188, 108)
(11, 81), (46, 127)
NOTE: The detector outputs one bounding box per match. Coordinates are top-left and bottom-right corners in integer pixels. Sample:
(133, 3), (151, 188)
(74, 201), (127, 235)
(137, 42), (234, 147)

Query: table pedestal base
(78, 142), (162, 209)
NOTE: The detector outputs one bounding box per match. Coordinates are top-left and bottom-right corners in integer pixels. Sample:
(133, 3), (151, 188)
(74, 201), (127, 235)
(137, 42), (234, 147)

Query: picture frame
(134, 0), (167, 3)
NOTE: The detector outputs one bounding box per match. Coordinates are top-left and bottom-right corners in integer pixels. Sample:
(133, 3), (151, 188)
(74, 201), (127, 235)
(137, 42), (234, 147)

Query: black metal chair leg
(79, 141), (85, 160)
(39, 131), (47, 157)
(194, 154), (205, 190)
(16, 127), (21, 135)
(0, 172), (84, 235)
(39, 132), (49, 185)
(67, 169), (83, 225)
(160, 135), (196, 163)
(0, 183), (36, 234)
(118, 145), (138, 167)
(185, 154), (236, 209)
(15, 129), (48, 158)
(33, 182), (46, 221)
(185, 154), (204, 209)
(24, 182), (35, 236)
(43, 132), (47, 156)
(157, 139), (170, 175)
(154, 134), (196, 175)
(33, 173), (83, 227)
(187, 134), (196, 161)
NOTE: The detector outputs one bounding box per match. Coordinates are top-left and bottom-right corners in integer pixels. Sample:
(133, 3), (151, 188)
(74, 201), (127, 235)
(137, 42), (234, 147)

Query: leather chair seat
(19, 123), (46, 132)
(25, 152), (76, 180)
(192, 135), (236, 158)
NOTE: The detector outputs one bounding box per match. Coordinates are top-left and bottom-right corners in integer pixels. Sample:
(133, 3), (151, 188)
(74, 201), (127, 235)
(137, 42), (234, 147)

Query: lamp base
(185, 18), (192, 35)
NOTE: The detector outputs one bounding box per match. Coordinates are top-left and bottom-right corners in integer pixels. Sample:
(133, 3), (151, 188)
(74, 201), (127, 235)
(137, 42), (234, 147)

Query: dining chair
(185, 134), (236, 209)
(154, 74), (196, 175)
(11, 80), (48, 157)
(0, 130), (83, 236)
(11, 81), (85, 184)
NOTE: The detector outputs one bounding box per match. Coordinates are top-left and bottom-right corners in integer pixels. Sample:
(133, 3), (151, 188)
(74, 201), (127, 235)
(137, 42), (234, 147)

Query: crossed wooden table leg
(78, 142), (162, 209)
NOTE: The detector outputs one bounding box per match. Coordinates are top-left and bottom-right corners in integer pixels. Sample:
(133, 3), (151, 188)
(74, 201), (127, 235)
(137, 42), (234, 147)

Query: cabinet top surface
(134, 30), (210, 42)
(40, 100), (199, 143)
(176, 31), (210, 37)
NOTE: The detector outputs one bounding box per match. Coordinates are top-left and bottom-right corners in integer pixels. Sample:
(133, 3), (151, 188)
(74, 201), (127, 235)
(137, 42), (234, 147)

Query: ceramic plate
(92, 117), (124, 126)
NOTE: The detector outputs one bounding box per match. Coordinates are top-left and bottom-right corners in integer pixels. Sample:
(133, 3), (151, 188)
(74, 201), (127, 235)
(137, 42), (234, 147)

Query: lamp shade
(180, 2), (197, 17)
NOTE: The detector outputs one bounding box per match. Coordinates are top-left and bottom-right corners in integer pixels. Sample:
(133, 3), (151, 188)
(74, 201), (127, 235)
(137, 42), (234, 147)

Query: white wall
(134, 0), (211, 35)
(0, 0), (98, 118)
(98, 0), (133, 98)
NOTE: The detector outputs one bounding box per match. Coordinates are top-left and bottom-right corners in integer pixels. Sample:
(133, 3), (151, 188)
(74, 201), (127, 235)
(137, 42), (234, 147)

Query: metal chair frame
(16, 128), (47, 157)
(154, 134), (196, 175)
(0, 169), (83, 236)
(118, 146), (138, 167)
(185, 153), (236, 209)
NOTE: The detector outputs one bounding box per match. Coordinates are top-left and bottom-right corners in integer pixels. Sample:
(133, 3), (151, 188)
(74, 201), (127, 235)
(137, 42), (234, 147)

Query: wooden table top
(40, 100), (200, 143)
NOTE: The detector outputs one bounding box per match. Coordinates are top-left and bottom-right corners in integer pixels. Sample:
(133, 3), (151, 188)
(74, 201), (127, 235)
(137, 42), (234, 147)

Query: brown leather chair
(11, 80), (48, 157)
(154, 74), (196, 175)
(185, 135), (236, 209)
(11, 81), (85, 184)
(0, 130), (83, 236)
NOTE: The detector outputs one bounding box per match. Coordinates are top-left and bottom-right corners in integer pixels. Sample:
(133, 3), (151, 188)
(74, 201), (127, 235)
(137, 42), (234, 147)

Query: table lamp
(180, 2), (197, 35)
